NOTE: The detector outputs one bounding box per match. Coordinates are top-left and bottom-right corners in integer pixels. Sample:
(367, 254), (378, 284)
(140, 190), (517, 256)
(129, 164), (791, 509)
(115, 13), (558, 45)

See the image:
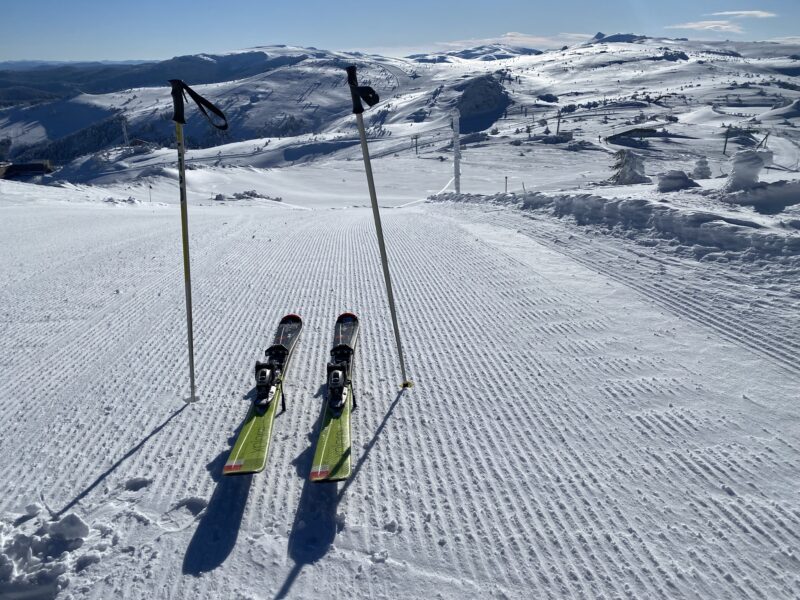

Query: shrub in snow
(723, 150), (773, 192)
(692, 157), (711, 179)
(658, 170), (700, 192)
(608, 150), (651, 185)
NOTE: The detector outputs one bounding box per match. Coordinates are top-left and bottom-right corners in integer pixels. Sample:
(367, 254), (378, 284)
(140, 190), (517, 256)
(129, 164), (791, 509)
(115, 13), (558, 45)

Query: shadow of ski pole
(338, 388), (406, 501)
(50, 403), (189, 519)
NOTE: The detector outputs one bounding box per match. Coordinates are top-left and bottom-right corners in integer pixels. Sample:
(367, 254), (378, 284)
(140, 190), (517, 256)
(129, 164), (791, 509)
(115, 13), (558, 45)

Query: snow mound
(658, 170), (700, 192)
(47, 514), (90, 540)
(103, 196), (140, 205)
(719, 180), (800, 214)
(724, 150), (773, 192)
(0, 512), (92, 599)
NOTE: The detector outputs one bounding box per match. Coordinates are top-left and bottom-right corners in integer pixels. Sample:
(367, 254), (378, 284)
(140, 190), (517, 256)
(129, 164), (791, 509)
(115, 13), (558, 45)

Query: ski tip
(281, 313), (302, 323)
(401, 380), (414, 389)
(337, 312), (358, 321)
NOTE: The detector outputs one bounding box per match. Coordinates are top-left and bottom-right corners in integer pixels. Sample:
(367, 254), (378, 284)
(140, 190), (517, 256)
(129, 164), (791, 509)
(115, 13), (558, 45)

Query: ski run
(1, 35), (799, 600)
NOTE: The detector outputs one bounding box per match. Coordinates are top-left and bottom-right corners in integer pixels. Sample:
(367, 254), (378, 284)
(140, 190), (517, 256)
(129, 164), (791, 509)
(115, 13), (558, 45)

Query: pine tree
(609, 150), (651, 184)
(692, 157), (711, 179)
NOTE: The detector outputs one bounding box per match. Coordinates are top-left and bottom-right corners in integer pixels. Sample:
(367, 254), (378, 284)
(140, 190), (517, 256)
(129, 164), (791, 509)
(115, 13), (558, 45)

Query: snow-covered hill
(1, 34), (799, 600)
(3, 35), (799, 169)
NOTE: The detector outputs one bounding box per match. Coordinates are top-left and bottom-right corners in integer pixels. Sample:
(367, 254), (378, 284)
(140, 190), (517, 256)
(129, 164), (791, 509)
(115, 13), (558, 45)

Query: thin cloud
(709, 10), (776, 18)
(665, 20), (744, 33)
(439, 31), (593, 50)
(355, 31), (595, 57)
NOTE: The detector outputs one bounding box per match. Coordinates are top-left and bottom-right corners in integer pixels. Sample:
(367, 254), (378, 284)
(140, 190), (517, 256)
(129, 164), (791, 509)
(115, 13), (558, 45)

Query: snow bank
(759, 98), (800, 121)
(431, 191), (800, 258)
(719, 180), (800, 214)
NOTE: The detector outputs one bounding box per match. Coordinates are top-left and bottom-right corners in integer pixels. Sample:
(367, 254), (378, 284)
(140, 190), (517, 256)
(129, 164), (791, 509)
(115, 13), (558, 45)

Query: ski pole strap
(346, 66), (379, 115)
(168, 79), (228, 130)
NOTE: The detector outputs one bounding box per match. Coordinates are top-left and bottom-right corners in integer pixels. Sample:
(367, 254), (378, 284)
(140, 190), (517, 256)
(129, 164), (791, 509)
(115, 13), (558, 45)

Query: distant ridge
(588, 32), (649, 44)
(408, 44), (542, 63)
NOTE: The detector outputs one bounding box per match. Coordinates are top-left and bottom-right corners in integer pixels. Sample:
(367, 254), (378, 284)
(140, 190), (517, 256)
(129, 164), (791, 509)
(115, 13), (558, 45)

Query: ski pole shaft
(175, 122), (198, 402)
(354, 112), (411, 387)
(168, 79), (227, 403)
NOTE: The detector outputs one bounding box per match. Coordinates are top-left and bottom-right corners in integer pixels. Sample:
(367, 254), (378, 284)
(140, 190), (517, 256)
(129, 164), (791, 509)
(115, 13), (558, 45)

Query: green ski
(310, 313), (360, 482)
(223, 314), (302, 475)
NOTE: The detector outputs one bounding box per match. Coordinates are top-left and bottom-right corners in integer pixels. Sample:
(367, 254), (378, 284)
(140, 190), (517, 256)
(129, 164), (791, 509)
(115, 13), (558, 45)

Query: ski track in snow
(1, 201), (798, 599)
(453, 204), (800, 377)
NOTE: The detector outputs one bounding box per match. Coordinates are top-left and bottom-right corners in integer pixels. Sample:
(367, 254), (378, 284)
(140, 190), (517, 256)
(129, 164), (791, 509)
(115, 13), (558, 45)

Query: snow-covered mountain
(2, 36), (800, 169)
(408, 43), (543, 63)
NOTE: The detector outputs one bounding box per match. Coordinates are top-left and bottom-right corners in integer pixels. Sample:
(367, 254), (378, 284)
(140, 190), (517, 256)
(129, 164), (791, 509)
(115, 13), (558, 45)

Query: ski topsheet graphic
(310, 313), (360, 482)
(223, 314), (302, 475)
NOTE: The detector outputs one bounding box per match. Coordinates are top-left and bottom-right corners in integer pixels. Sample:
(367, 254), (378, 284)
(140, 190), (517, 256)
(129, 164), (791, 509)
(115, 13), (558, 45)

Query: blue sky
(1, 0), (798, 61)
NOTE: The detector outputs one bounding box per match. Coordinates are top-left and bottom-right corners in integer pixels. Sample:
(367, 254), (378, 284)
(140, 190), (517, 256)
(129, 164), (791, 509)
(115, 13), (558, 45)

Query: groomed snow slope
(1, 190), (798, 599)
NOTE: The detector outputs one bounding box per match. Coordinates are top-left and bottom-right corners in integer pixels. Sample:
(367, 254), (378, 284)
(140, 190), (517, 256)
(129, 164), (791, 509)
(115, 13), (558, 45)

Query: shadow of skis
(182, 438), (253, 575)
(274, 389), (339, 599)
(274, 387), (407, 598)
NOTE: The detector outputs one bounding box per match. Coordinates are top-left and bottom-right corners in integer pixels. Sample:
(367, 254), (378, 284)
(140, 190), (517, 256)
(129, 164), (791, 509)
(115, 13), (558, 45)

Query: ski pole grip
(346, 66), (364, 114)
(169, 79), (186, 124)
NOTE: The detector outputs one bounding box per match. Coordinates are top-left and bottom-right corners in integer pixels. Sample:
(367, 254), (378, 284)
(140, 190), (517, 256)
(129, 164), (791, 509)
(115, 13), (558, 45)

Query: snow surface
(1, 35), (799, 600)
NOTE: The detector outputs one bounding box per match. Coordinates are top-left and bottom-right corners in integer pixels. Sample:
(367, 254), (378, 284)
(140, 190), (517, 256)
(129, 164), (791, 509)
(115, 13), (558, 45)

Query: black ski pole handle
(346, 66), (379, 115)
(169, 79), (186, 124)
(168, 79), (229, 130)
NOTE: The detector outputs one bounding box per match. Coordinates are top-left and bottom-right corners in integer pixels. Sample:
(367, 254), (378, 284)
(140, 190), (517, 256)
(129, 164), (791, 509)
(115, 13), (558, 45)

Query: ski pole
(168, 79), (228, 403)
(346, 66), (413, 389)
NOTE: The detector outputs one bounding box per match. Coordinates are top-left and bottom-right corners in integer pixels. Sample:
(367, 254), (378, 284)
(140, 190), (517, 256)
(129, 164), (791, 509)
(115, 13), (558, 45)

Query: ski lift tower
(452, 109), (461, 193)
(121, 117), (130, 147)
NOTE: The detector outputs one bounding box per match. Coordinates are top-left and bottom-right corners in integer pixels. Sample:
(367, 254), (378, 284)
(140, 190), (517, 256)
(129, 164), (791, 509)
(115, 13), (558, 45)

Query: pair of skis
(222, 313), (359, 482)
